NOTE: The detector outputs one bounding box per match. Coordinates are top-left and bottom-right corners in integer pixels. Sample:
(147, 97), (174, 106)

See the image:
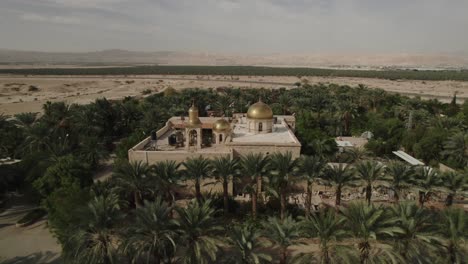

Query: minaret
(185, 100), (202, 150)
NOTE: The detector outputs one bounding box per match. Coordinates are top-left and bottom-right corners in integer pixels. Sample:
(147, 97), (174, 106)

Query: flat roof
(231, 123), (298, 144)
(393, 150), (425, 166)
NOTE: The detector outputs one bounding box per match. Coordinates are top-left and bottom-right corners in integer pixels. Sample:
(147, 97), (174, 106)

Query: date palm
(343, 147), (372, 164)
(384, 162), (414, 203)
(113, 160), (151, 208)
(225, 224), (272, 264)
(240, 153), (270, 220)
(121, 197), (177, 264)
(183, 156), (212, 203)
(391, 202), (439, 263)
(175, 200), (224, 264)
(355, 160), (385, 205)
(340, 202), (403, 264)
(441, 171), (467, 207)
(299, 155), (327, 217)
(442, 132), (468, 167)
(412, 167), (443, 207)
(211, 155), (240, 215)
(323, 164), (357, 206)
(263, 215), (302, 264)
(268, 152), (299, 220)
(301, 207), (349, 264)
(64, 193), (124, 264)
(437, 208), (467, 264)
(151, 160), (182, 207)
(14, 112), (38, 128)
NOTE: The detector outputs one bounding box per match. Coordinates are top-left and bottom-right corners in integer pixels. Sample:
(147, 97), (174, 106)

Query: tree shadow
(0, 223), (14, 229)
(1, 251), (61, 264)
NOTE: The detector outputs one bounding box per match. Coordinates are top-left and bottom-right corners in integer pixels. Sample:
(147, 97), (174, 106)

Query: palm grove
(0, 82), (467, 263)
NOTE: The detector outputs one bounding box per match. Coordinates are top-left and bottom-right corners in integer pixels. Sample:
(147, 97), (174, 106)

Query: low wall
(131, 137), (151, 150)
(229, 142), (301, 159)
(129, 148), (233, 165)
(156, 122), (172, 138)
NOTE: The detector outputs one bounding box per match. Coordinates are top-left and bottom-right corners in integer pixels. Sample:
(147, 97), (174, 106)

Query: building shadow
(1, 251), (61, 264)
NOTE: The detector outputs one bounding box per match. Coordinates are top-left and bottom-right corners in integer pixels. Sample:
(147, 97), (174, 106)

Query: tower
(185, 101), (202, 150)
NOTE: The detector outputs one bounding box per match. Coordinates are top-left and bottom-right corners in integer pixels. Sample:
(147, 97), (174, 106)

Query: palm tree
(384, 162), (414, 203)
(183, 156), (212, 202)
(310, 91), (329, 120)
(78, 136), (110, 169)
(151, 160), (182, 207)
(214, 95), (232, 117)
(298, 155), (326, 217)
(323, 164), (356, 206)
(438, 208), (467, 264)
(64, 193), (124, 264)
(240, 153), (270, 220)
(343, 147), (372, 164)
(308, 138), (338, 159)
(225, 224), (272, 264)
(211, 155), (240, 215)
(175, 200), (224, 264)
(121, 197), (177, 264)
(391, 202), (439, 263)
(441, 171), (467, 207)
(442, 132), (468, 167)
(113, 160), (151, 208)
(14, 112), (38, 128)
(355, 160), (385, 205)
(268, 152), (299, 220)
(412, 167), (442, 207)
(262, 216), (301, 264)
(337, 101), (358, 136)
(340, 202), (403, 264)
(301, 208), (349, 264)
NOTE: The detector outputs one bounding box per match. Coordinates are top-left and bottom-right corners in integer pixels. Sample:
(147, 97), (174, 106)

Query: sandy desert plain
(1, 74), (468, 115)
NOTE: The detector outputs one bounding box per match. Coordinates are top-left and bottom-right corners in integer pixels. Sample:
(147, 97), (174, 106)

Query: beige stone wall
(230, 143), (301, 159)
(129, 149), (233, 165)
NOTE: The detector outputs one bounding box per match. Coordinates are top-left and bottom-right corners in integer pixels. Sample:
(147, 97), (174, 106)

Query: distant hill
(0, 49), (467, 70)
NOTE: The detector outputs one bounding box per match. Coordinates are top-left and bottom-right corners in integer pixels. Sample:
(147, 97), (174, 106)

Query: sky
(0, 0), (467, 54)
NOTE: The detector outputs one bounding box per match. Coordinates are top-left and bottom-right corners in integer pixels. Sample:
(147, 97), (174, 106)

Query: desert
(1, 74), (467, 115)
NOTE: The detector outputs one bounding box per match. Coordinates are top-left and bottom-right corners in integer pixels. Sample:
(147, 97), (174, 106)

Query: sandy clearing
(0, 198), (61, 264)
(1, 74), (467, 115)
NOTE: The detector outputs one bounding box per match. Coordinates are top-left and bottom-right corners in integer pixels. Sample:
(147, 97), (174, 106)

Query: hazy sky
(1, 0), (467, 53)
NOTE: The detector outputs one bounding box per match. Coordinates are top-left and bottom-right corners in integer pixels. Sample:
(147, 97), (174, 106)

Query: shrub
(141, 89), (152, 95)
(28, 85), (39, 92)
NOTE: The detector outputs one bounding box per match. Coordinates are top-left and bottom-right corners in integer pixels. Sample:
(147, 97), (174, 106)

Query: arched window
(219, 134), (223, 143)
(258, 122), (263, 132)
(189, 130), (197, 146)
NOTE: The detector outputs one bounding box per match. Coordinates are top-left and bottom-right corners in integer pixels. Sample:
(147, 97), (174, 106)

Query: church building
(128, 99), (301, 164)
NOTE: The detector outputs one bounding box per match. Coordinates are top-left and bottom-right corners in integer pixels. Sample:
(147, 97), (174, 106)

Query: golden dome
(247, 100), (273, 119)
(188, 103), (202, 127)
(213, 119), (230, 132)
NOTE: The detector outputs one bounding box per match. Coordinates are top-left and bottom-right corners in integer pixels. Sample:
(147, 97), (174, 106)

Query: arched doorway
(258, 122), (263, 132)
(189, 130), (198, 146)
(219, 134), (223, 143)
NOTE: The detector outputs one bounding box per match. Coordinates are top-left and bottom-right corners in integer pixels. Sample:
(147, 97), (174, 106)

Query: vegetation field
(2, 65), (468, 81)
(1, 84), (467, 263)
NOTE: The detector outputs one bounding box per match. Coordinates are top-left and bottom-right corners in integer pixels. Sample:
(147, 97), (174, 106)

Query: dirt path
(0, 195), (61, 264)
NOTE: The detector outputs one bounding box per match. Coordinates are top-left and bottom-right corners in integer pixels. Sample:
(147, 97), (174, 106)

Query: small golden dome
(247, 100), (273, 119)
(213, 119), (230, 132)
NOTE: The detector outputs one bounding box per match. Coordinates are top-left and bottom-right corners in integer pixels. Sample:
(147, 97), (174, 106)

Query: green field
(1, 65), (468, 81)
